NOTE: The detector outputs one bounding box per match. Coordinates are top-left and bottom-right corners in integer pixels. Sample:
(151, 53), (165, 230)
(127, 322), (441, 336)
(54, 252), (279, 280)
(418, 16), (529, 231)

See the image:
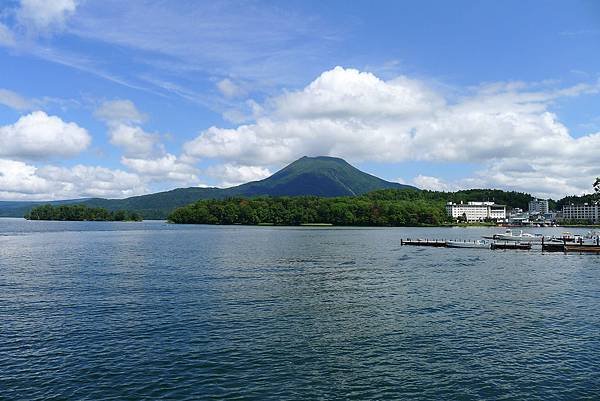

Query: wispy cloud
(1, 1), (345, 111)
(67, 1), (341, 89)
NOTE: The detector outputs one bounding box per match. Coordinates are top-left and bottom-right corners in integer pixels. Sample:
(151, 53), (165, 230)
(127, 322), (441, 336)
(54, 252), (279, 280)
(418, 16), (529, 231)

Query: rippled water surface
(1, 218), (599, 400)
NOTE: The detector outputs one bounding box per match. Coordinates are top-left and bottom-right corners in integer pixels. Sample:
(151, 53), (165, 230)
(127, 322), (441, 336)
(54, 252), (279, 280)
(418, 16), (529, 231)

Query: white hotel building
(446, 201), (507, 222)
(561, 204), (599, 223)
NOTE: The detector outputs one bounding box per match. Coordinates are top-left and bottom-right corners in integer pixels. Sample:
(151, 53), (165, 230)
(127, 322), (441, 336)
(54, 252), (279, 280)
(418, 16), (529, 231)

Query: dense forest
(364, 188), (534, 210)
(25, 204), (142, 222)
(168, 191), (448, 226)
(167, 188), (546, 226)
(555, 193), (597, 209)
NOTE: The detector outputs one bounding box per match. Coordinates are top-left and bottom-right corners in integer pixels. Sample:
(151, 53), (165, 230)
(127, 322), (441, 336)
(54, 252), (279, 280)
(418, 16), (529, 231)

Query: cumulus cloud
(93, 99), (201, 185)
(0, 159), (52, 196)
(121, 154), (200, 184)
(0, 158), (146, 200)
(183, 66), (600, 198)
(274, 66), (442, 119)
(95, 99), (163, 157)
(0, 111), (91, 159)
(108, 124), (160, 157)
(412, 175), (458, 192)
(94, 99), (147, 125)
(17, 0), (78, 32)
(37, 164), (146, 198)
(205, 163), (271, 187)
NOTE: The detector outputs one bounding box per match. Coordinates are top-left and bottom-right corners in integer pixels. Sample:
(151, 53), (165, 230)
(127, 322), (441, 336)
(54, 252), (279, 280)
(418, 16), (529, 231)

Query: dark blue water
(1, 218), (599, 400)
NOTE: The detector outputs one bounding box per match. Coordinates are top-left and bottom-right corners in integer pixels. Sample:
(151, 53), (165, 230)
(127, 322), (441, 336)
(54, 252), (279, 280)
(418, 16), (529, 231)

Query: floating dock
(400, 239), (447, 247)
(401, 237), (600, 253)
(564, 244), (600, 253)
(541, 243), (565, 252)
(490, 242), (531, 250)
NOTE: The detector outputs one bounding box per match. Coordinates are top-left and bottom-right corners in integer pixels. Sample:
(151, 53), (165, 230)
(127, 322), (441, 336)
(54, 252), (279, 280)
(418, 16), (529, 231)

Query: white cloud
(0, 111), (91, 159)
(121, 154), (200, 184)
(0, 158), (146, 200)
(0, 22), (15, 47)
(17, 0), (78, 32)
(217, 78), (244, 98)
(183, 66), (600, 198)
(108, 124), (160, 157)
(37, 164), (146, 198)
(95, 99), (147, 125)
(412, 175), (457, 192)
(0, 88), (32, 110)
(93, 99), (201, 186)
(94, 100), (162, 158)
(274, 66), (442, 119)
(205, 163), (271, 187)
(0, 159), (52, 196)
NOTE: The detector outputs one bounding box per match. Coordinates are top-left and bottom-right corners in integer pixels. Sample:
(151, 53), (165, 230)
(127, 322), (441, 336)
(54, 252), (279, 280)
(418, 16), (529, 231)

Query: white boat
(483, 229), (544, 242)
(520, 232), (545, 242)
(547, 232), (600, 245)
(446, 240), (490, 249)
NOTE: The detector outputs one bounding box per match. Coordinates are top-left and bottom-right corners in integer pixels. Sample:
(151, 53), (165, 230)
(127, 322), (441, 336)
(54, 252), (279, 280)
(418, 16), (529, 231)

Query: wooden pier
(400, 239), (447, 247)
(541, 243), (565, 252)
(541, 236), (600, 253)
(400, 236), (600, 254)
(564, 244), (600, 253)
(490, 242), (531, 250)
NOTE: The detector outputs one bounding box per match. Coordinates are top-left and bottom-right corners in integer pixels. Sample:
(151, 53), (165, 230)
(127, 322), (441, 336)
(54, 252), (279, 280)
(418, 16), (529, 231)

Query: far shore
(5, 216), (600, 229)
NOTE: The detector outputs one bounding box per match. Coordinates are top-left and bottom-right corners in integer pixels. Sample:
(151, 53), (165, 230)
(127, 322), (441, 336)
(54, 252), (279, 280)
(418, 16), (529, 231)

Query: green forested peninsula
(168, 188), (539, 226)
(25, 204), (142, 222)
(168, 190), (450, 226)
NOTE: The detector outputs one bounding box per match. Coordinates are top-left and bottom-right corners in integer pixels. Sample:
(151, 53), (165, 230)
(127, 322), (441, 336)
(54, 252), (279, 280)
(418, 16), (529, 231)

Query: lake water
(1, 218), (599, 400)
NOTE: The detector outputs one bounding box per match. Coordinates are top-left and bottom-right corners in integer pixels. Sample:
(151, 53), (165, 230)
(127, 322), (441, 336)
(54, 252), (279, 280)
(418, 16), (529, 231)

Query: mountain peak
(232, 155), (415, 197)
(294, 155), (349, 165)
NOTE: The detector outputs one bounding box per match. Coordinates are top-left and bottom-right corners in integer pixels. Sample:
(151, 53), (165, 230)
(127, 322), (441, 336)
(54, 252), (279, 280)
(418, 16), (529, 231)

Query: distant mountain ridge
(0, 156), (415, 218)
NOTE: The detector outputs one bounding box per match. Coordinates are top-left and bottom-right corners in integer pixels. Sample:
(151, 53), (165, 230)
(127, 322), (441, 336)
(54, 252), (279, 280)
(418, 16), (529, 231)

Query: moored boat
(446, 240), (490, 249)
(483, 229), (544, 242)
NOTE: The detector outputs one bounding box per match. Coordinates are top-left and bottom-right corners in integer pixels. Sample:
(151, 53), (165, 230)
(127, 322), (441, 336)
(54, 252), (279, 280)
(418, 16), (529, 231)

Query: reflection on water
(1, 218), (599, 400)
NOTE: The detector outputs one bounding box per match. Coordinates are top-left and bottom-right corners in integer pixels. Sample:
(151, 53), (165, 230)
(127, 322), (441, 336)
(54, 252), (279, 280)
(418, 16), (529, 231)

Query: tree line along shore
(22, 188), (600, 226)
(166, 189), (532, 226)
(25, 204), (142, 222)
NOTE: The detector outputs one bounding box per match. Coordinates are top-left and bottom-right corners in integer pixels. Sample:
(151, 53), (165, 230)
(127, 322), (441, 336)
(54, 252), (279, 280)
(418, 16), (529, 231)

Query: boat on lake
(483, 229), (544, 242)
(544, 232), (598, 244)
(446, 240), (490, 249)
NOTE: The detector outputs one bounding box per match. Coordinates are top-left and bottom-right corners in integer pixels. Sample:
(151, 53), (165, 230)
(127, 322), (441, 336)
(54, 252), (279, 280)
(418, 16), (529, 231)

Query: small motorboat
(546, 232), (591, 244)
(446, 239), (490, 249)
(483, 229), (543, 242)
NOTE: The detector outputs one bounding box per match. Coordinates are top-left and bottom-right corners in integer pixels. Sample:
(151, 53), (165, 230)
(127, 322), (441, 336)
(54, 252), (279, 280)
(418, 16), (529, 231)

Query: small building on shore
(446, 201), (506, 222)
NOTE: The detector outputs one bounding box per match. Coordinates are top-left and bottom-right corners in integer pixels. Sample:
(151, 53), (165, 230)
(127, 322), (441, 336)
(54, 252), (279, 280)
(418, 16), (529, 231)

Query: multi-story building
(561, 203), (599, 223)
(528, 198), (549, 215)
(446, 201), (506, 222)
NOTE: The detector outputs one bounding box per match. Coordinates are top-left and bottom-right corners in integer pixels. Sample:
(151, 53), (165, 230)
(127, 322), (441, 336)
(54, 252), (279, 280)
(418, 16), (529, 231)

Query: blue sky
(1, 0), (599, 200)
